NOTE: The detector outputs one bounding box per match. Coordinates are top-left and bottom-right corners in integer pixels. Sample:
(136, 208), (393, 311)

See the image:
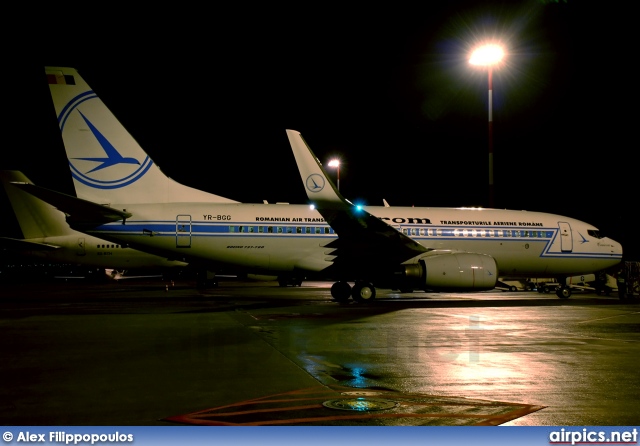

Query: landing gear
(330, 280), (377, 302)
(331, 281), (352, 302)
(556, 286), (572, 299)
(352, 281), (376, 302)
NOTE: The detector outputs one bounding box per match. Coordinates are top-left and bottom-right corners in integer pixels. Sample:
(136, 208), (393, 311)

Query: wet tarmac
(0, 279), (638, 426)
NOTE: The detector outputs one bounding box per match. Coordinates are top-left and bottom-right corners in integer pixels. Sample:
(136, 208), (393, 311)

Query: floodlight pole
(470, 44), (503, 208)
(488, 66), (494, 208)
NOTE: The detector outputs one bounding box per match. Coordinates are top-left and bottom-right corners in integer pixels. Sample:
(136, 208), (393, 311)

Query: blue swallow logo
(59, 91), (153, 190)
(578, 232), (589, 244)
(72, 111), (140, 173)
(305, 174), (325, 193)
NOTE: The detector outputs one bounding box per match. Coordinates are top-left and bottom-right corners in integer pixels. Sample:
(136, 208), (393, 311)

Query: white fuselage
(13, 234), (187, 270)
(84, 203), (622, 277)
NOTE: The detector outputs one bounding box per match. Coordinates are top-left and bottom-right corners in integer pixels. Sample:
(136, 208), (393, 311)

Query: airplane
(13, 66), (622, 302)
(1, 170), (188, 272)
(285, 129), (623, 300)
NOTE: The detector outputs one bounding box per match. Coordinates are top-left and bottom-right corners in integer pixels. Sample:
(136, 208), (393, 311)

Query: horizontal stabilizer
(0, 237), (61, 251)
(10, 182), (132, 230)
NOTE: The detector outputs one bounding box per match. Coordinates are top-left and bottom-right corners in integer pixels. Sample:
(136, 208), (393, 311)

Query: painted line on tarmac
(163, 385), (545, 426)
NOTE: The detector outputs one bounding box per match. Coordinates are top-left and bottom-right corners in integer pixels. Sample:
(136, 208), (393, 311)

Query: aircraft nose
(609, 238), (623, 256)
(595, 237), (623, 258)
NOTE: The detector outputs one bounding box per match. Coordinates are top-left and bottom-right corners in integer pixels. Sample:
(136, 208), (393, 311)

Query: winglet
(286, 129), (428, 261)
(286, 129), (350, 209)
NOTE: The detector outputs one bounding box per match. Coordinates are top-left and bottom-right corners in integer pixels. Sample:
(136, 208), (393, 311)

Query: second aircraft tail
(1, 170), (72, 239)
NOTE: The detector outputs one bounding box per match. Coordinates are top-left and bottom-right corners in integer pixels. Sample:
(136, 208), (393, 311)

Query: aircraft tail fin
(45, 67), (238, 205)
(0, 170), (72, 239)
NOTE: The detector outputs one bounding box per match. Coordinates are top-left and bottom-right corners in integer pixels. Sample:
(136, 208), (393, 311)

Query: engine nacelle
(420, 253), (497, 290)
(391, 253), (498, 291)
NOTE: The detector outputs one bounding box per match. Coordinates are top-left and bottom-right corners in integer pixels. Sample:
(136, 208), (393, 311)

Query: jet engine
(391, 252), (498, 292)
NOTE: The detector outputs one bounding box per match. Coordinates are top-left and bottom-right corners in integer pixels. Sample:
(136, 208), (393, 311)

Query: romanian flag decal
(47, 73), (76, 85)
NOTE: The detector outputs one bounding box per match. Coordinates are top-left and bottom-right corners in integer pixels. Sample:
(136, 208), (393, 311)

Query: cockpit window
(588, 229), (603, 239)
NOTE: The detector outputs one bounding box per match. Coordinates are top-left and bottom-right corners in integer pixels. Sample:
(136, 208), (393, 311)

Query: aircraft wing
(286, 129), (428, 272)
(9, 182), (132, 230)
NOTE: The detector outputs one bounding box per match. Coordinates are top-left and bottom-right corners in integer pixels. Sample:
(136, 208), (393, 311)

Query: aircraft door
(558, 221), (573, 252)
(176, 215), (192, 248)
(76, 237), (86, 256)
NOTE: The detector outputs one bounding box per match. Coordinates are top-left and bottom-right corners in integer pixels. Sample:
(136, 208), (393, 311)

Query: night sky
(4, 2), (638, 259)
